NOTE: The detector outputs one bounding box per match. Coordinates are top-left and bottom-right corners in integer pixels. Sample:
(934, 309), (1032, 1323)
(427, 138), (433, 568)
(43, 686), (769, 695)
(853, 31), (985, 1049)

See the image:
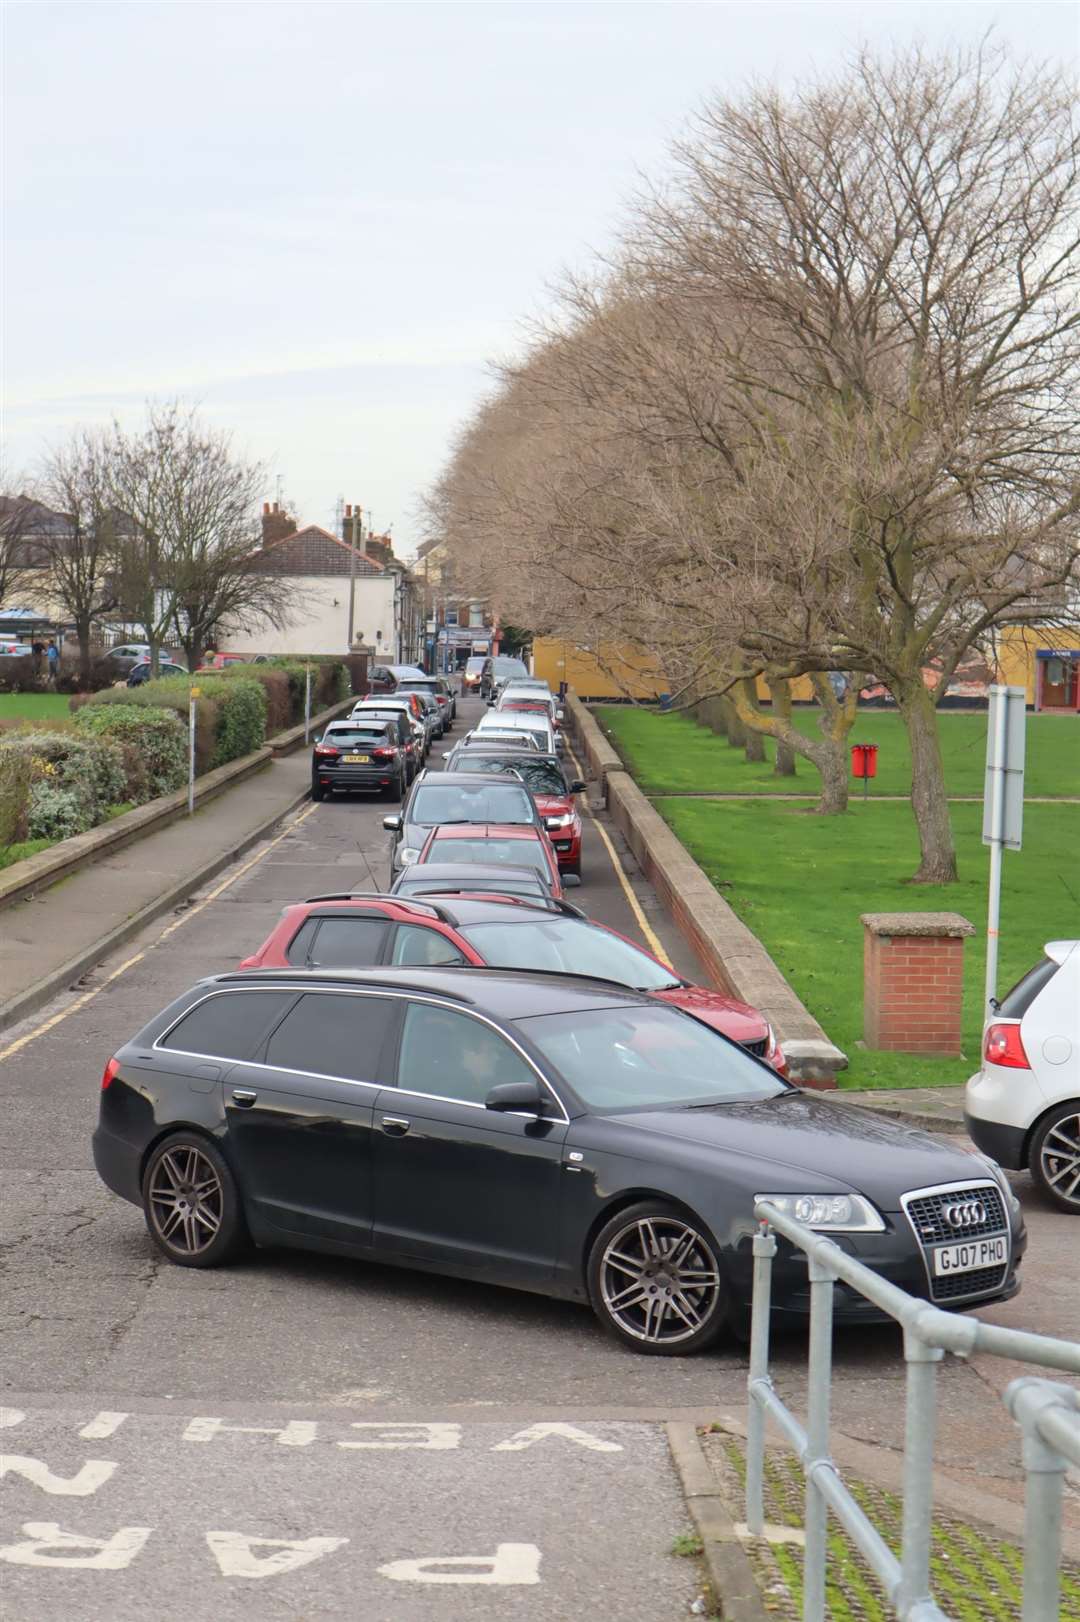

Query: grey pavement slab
(841, 1085), (966, 1130)
(0, 753), (312, 1020)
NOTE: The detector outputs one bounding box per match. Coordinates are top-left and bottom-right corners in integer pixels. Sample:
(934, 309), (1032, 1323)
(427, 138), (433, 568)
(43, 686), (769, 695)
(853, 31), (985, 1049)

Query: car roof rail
(216, 968), (476, 1003)
(302, 890), (453, 923)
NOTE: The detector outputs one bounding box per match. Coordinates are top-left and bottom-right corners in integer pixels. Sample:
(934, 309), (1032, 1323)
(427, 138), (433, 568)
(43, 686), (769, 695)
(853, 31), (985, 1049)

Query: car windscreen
(494, 658), (529, 678)
(465, 658), (485, 672)
(409, 783), (535, 826)
(397, 679), (437, 692)
(461, 919), (678, 990)
(427, 837), (549, 876)
(518, 1005), (784, 1112)
(452, 757), (566, 794)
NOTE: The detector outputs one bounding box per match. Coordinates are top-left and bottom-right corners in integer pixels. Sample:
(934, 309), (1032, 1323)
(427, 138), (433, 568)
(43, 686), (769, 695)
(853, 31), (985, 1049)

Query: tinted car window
(390, 925), (467, 967)
(286, 917), (390, 967)
(264, 992), (398, 1084)
(453, 757), (566, 794)
(323, 727), (390, 747)
(160, 990), (296, 1060)
(519, 1005), (783, 1112)
(427, 837), (550, 878)
(409, 783), (535, 826)
(397, 1004), (534, 1104)
(998, 956), (1059, 1018)
(461, 919), (677, 989)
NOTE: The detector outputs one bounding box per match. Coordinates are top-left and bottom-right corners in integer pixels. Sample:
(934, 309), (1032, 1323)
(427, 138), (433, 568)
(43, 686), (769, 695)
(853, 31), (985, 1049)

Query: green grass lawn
(0, 693), (73, 724)
(655, 798), (1078, 1089)
(597, 705), (1080, 799)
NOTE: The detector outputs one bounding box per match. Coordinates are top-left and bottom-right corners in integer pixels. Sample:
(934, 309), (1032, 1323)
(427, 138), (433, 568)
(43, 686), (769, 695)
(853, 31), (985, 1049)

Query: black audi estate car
(93, 968), (1025, 1355)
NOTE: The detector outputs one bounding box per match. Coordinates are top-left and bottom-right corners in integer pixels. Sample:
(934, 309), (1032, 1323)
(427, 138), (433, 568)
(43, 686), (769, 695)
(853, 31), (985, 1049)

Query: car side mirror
(485, 1080), (544, 1115)
(562, 873), (581, 888)
(383, 814), (403, 831)
(570, 779), (586, 794)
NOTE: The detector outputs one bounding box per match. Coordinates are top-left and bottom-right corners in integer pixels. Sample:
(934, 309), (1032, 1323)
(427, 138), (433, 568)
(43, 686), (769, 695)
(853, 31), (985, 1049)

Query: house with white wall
(221, 522), (416, 660)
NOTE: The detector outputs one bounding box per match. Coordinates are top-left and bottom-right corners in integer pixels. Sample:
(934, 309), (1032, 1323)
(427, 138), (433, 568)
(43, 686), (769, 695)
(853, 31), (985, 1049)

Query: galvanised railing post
(803, 1252), (836, 1622)
(897, 1325), (944, 1616)
(746, 1221), (778, 1537)
(1005, 1377), (1080, 1622)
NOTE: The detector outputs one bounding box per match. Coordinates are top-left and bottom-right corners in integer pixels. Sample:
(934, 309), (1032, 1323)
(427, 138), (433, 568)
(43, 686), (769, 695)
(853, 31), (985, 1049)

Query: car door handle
(380, 1116), (411, 1136)
(231, 1088), (258, 1108)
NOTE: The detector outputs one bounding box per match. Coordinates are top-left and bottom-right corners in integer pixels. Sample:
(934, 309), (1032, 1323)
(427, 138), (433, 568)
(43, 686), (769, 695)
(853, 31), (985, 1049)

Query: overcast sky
(4, 1), (1076, 555)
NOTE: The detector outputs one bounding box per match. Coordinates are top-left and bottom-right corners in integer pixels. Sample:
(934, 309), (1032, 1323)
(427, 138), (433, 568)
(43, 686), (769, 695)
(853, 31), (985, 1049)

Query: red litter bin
(851, 743), (878, 800)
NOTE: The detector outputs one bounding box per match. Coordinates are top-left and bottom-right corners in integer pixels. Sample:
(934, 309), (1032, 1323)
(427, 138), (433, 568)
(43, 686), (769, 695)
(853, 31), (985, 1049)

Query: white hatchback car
(965, 941), (1080, 1212)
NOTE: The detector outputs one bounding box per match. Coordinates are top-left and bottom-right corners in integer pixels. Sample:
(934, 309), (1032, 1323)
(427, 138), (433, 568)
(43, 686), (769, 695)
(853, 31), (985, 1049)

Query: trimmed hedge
(79, 673), (267, 772)
(0, 729), (129, 841)
(73, 704), (188, 800)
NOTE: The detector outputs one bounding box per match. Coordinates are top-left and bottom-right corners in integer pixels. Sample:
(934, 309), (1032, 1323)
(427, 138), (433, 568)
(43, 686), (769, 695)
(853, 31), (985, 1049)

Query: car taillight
(372, 746), (397, 761)
(314, 745), (339, 759)
(984, 1023), (1030, 1069)
(101, 1057), (120, 1091)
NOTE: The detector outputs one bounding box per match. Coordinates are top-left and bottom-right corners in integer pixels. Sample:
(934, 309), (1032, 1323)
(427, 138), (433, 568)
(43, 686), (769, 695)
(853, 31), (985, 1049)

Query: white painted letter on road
(79, 1412), (129, 1440)
(182, 1417), (317, 1447)
(206, 1531), (347, 1579)
(0, 1409), (25, 1429)
(0, 1456), (117, 1496)
(0, 1522), (151, 1569)
(338, 1422), (460, 1450)
(491, 1422), (622, 1453)
(378, 1543), (541, 1585)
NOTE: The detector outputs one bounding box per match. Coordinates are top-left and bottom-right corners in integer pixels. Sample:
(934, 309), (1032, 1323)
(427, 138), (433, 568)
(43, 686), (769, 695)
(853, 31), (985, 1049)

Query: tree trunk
(896, 680), (957, 882)
(76, 614), (93, 689)
(729, 678), (850, 812)
(725, 700), (746, 748)
(740, 677), (767, 762)
(769, 678), (797, 776)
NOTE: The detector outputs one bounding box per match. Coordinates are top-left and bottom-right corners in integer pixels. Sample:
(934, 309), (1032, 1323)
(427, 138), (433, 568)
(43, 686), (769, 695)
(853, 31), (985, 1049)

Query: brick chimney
(343, 503), (368, 560)
(261, 500), (296, 547)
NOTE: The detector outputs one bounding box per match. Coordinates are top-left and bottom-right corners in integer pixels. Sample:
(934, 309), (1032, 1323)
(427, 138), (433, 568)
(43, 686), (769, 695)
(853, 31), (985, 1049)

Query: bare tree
(37, 432), (122, 685)
(0, 491), (40, 616)
(103, 402), (293, 673)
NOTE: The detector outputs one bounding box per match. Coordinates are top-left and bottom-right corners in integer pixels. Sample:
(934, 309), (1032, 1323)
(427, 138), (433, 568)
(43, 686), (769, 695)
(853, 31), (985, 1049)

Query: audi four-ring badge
(93, 966), (1027, 1355)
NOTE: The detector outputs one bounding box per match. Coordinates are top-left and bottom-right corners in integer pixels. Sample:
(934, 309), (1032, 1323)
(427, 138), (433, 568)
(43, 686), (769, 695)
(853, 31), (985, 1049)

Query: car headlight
(754, 1193), (885, 1232)
(546, 813), (573, 828)
(398, 847), (421, 866)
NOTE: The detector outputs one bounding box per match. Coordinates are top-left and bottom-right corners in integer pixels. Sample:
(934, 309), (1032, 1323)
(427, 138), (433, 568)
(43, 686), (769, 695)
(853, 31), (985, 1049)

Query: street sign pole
(188, 686), (200, 816)
(982, 685), (1026, 1013)
(304, 665), (312, 744)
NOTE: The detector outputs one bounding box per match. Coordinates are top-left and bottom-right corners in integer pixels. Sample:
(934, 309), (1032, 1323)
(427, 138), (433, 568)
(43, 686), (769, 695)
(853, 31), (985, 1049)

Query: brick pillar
(861, 913), (975, 1056)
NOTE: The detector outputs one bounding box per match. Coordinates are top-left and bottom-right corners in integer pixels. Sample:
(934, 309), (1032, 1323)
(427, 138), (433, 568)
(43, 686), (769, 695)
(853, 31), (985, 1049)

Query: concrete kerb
(667, 1422), (771, 1622)
(0, 695), (352, 914)
(566, 694), (847, 1087)
(0, 785), (313, 1035)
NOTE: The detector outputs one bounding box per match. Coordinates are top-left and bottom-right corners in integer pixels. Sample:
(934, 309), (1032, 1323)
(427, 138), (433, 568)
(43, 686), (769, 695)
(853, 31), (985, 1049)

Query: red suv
(239, 893), (786, 1072)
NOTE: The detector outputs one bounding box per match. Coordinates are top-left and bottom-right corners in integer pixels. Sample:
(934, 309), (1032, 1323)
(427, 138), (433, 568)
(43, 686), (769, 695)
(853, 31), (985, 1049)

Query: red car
(238, 893), (786, 1073)
(416, 822), (565, 899)
(444, 749), (584, 875)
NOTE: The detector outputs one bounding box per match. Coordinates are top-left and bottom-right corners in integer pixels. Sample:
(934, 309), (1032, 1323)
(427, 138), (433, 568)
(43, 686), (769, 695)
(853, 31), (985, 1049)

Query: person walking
(46, 639), (60, 684)
(30, 636), (45, 679)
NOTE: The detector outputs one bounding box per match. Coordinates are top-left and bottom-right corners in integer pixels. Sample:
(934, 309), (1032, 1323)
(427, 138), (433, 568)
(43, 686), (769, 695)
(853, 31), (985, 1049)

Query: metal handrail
(746, 1200), (1080, 1622)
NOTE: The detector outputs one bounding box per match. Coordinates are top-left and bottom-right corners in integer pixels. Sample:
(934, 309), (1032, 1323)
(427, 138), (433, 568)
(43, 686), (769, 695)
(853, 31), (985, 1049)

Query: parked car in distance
(458, 727), (540, 752)
(485, 654), (530, 701)
(106, 643), (153, 667)
(402, 687), (444, 745)
(356, 691), (430, 759)
(391, 862), (556, 905)
(367, 662), (426, 696)
(415, 822), (565, 898)
(462, 655), (487, 695)
(347, 702), (423, 782)
(311, 719), (404, 802)
(240, 893), (784, 1070)
(496, 694), (565, 753)
(474, 710), (557, 755)
(93, 966), (1024, 1354)
(443, 748), (585, 875)
(0, 640), (33, 658)
(965, 940), (1080, 1212)
(433, 675), (457, 723)
(383, 770), (547, 882)
(127, 658), (188, 685)
(396, 680), (450, 737)
(196, 653), (249, 670)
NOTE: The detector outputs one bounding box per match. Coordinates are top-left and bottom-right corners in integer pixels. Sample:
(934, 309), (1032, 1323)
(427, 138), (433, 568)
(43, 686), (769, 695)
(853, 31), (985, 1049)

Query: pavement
(0, 693), (1075, 1617)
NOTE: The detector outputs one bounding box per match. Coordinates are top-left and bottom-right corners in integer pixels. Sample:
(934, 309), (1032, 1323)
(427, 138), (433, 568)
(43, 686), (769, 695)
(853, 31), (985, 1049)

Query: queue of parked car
(92, 662), (1034, 1358)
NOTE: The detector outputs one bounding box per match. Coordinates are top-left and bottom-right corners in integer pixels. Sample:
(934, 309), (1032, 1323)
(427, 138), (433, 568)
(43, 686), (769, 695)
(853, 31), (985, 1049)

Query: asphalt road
(1, 693), (1076, 1616)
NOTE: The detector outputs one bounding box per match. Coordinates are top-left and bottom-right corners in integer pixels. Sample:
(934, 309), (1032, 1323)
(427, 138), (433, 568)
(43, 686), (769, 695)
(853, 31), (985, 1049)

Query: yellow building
(532, 638), (665, 700)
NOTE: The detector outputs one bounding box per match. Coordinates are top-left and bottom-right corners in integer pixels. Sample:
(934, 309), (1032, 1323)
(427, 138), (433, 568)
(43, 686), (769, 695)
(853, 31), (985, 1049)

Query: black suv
(382, 769), (545, 882)
(311, 719), (403, 801)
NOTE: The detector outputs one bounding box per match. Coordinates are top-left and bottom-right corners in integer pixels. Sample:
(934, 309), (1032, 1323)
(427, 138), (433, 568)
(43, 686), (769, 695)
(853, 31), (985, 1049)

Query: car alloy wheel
(141, 1134), (248, 1267)
(1030, 1105), (1080, 1212)
(589, 1202), (726, 1354)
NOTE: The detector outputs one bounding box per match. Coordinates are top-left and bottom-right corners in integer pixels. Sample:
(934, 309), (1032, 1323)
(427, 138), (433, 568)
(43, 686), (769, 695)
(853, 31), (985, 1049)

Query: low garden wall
(566, 693), (847, 1087)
